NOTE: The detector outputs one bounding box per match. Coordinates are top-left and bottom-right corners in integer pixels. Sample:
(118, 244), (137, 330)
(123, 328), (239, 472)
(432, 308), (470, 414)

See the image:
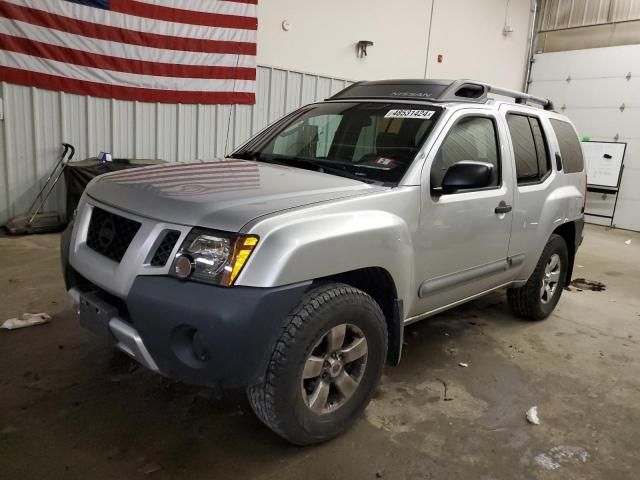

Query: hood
(87, 159), (384, 231)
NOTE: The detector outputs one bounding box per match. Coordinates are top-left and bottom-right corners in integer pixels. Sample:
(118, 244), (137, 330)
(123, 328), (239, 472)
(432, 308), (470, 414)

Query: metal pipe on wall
(423, 0), (436, 79)
(523, 0), (539, 92)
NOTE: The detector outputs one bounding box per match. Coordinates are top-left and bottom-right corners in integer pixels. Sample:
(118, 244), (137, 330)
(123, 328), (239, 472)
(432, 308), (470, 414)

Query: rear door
(412, 108), (515, 316)
(501, 104), (556, 269)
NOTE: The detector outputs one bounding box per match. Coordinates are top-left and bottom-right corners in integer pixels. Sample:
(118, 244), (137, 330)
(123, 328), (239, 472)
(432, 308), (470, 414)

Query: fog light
(175, 255), (194, 279)
(192, 331), (210, 362)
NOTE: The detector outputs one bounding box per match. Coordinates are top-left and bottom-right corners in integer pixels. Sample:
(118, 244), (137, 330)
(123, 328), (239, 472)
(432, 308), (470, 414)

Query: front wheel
(507, 234), (569, 321)
(247, 283), (387, 445)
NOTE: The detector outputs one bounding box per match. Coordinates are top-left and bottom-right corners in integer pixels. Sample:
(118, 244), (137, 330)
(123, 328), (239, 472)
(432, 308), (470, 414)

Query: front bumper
(65, 263), (310, 388)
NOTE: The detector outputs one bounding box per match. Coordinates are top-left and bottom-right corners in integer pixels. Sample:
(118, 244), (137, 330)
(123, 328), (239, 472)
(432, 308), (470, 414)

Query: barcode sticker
(384, 109), (435, 119)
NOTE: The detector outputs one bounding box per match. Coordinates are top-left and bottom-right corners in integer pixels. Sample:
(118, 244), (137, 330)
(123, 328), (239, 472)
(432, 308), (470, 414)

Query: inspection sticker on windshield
(384, 109), (435, 119)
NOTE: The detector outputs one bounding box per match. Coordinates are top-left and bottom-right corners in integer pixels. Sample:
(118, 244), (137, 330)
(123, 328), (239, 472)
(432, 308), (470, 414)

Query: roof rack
(479, 82), (554, 110)
(329, 79), (554, 110)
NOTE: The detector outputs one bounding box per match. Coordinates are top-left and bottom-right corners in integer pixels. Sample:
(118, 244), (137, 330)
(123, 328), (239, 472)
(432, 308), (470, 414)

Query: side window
(507, 114), (551, 184)
(431, 116), (500, 189)
(550, 119), (584, 173)
(271, 115), (341, 158)
(530, 117), (551, 178)
(271, 122), (311, 157)
(352, 116), (378, 162)
(309, 115), (341, 158)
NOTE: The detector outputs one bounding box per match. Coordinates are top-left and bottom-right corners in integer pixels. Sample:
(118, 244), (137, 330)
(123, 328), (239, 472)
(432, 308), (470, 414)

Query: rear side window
(507, 114), (550, 184)
(530, 119), (550, 177)
(550, 119), (584, 173)
(431, 116), (500, 189)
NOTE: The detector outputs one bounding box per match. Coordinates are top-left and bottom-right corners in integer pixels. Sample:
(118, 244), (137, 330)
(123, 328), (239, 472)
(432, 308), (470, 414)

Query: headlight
(171, 228), (258, 286)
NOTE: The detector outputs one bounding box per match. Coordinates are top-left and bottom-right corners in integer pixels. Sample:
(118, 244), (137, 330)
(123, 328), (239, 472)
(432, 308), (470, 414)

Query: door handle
(494, 201), (512, 214)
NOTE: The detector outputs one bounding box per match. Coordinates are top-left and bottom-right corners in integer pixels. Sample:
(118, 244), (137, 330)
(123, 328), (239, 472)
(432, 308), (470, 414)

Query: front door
(412, 109), (515, 317)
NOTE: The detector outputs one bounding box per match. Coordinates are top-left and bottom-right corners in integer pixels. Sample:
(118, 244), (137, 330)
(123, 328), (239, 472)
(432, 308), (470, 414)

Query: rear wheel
(247, 283), (387, 445)
(508, 234), (569, 321)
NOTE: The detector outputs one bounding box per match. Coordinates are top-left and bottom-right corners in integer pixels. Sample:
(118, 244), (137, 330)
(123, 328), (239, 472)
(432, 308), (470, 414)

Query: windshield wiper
(227, 151), (261, 161)
(228, 152), (293, 168)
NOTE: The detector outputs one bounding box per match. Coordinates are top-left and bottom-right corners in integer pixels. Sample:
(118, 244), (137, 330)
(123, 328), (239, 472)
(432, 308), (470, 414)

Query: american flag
(0, 0), (257, 104)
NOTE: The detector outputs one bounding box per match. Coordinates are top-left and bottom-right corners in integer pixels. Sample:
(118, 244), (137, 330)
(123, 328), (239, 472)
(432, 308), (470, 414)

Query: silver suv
(61, 79), (586, 445)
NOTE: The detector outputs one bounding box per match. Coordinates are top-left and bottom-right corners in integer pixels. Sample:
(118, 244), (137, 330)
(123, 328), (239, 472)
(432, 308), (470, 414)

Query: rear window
(550, 119), (584, 173)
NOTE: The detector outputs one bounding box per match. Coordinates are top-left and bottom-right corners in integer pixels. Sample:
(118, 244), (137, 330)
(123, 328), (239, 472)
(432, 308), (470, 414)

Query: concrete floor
(1, 224), (639, 480)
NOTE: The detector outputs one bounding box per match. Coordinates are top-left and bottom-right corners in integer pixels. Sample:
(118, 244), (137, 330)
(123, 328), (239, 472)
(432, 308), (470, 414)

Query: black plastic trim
(150, 230), (180, 267)
(555, 152), (563, 171)
(126, 276), (311, 388)
(387, 299), (404, 366)
(575, 217), (585, 249)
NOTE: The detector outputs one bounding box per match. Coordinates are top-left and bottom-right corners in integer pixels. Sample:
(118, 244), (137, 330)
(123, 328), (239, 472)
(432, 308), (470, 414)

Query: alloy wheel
(540, 253), (562, 304)
(301, 324), (368, 414)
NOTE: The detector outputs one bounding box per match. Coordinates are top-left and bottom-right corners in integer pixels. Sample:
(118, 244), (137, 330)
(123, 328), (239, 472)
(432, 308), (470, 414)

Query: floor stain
(604, 271), (623, 277)
(570, 278), (607, 291)
(534, 445), (590, 470)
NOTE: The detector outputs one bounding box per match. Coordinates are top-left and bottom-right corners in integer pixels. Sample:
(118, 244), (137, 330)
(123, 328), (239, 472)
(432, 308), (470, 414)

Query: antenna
(224, 47), (243, 157)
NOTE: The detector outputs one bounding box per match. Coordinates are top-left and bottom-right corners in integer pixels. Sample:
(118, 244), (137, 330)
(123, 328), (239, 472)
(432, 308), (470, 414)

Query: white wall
(528, 45), (640, 232)
(425, 0), (533, 89)
(258, 0), (533, 89)
(258, 0), (433, 80)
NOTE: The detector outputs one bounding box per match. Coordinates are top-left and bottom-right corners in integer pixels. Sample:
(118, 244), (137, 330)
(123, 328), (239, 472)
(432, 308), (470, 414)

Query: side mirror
(438, 161), (493, 194)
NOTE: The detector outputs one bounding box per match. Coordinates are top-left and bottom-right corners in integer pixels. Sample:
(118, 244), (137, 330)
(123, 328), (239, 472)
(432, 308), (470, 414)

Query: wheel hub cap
(326, 357), (343, 378)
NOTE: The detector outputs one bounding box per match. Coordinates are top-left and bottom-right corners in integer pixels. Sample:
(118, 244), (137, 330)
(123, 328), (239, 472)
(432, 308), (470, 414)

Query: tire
(507, 234), (569, 321)
(247, 282), (387, 445)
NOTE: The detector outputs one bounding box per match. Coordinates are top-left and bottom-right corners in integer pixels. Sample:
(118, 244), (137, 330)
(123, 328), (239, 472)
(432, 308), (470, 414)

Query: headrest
(376, 132), (398, 150)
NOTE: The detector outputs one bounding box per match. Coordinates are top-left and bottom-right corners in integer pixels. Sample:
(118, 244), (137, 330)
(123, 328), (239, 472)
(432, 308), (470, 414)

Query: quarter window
(550, 119), (584, 173)
(431, 116), (500, 189)
(507, 114), (550, 184)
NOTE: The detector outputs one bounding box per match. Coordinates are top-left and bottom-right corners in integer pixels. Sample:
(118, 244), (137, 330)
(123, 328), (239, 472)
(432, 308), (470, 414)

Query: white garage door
(528, 45), (640, 232)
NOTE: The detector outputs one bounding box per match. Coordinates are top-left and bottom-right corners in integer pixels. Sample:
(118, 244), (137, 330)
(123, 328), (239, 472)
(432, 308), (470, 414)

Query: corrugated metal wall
(536, 0), (640, 55)
(0, 66), (352, 225)
(540, 0), (640, 30)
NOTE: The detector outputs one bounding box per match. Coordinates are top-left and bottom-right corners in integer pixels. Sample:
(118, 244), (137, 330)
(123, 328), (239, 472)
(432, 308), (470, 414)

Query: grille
(86, 207), (141, 262)
(150, 230), (181, 266)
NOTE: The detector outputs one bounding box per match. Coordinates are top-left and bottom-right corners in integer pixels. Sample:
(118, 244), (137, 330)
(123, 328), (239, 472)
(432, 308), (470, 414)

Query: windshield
(230, 102), (442, 185)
